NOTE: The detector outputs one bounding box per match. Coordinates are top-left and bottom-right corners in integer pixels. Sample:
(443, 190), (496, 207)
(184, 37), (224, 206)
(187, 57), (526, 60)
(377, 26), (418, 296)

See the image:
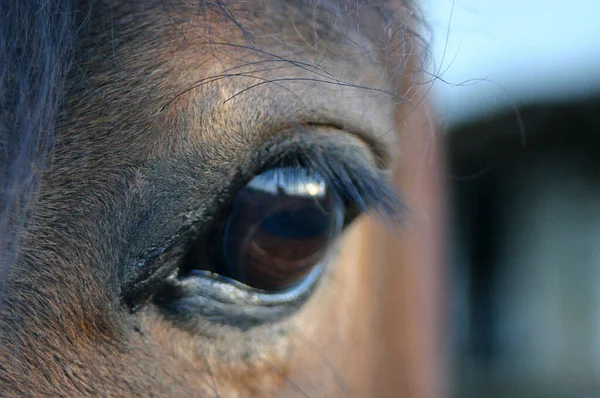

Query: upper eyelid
(250, 124), (392, 172)
(300, 123), (393, 169)
(177, 73), (398, 160)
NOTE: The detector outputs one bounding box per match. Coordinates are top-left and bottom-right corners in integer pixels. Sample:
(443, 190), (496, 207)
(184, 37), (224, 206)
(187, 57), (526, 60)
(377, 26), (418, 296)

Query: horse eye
(184, 167), (345, 292)
(149, 158), (398, 327)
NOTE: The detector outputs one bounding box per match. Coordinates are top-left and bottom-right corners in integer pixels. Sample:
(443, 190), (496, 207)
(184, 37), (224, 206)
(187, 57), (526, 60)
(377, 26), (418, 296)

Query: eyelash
(271, 149), (405, 223)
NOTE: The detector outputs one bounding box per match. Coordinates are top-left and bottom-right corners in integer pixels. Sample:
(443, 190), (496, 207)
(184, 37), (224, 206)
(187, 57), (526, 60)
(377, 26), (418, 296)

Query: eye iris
(222, 167), (343, 291)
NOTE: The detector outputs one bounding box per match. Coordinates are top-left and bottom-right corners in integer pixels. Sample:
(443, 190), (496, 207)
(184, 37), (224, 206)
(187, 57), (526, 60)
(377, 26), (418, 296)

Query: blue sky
(423, 0), (600, 125)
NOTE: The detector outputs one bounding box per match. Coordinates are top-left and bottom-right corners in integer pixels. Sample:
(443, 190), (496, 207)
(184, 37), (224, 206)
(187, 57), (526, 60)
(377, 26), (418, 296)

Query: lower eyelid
(154, 257), (328, 329)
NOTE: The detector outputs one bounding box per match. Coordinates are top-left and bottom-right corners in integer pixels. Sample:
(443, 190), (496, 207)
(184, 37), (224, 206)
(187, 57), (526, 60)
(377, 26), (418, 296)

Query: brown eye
(184, 167), (344, 292)
(222, 168), (344, 291)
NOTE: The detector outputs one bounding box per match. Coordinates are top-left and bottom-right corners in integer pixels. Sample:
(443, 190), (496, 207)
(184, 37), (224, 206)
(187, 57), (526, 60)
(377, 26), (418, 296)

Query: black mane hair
(0, 0), (75, 288)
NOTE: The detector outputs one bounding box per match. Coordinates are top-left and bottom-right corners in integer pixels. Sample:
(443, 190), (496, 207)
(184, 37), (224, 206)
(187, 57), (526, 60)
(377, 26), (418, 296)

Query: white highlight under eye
(247, 167), (327, 198)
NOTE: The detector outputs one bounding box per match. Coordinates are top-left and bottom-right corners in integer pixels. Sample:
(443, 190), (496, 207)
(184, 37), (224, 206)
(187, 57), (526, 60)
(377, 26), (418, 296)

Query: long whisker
(291, 326), (357, 398)
(222, 76), (407, 104)
(164, 69), (303, 108)
(201, 355), (222, 398)
(189, 41), (344, 84)
(261, 359), (311, 398)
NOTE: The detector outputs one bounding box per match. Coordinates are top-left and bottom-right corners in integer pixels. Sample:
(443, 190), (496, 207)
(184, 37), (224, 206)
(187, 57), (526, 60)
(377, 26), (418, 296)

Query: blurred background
(422, 1), (600, 397)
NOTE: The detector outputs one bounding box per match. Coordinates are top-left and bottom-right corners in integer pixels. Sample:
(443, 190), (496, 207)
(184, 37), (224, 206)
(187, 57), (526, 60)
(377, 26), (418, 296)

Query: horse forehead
(70, 1), (398, 159)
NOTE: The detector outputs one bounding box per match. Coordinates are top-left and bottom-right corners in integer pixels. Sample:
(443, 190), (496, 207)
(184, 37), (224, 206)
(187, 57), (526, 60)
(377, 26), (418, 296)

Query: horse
(0, 0), (445, 396)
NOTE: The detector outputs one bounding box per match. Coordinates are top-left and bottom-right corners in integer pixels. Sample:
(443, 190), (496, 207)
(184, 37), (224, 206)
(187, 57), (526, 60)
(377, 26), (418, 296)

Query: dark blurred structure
(447, 96), (600, 398)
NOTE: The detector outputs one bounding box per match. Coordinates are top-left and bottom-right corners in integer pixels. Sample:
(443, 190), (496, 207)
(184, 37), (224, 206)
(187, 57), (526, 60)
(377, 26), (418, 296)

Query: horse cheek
(376, 99), (447, 398)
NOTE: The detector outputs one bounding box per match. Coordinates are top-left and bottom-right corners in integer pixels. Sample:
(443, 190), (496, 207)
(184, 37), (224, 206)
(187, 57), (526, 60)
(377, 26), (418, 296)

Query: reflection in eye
(184, 167), (344, 292)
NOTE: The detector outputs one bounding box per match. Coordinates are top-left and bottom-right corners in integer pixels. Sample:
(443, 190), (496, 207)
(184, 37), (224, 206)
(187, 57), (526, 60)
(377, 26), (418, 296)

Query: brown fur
(0, 1), (444, 396)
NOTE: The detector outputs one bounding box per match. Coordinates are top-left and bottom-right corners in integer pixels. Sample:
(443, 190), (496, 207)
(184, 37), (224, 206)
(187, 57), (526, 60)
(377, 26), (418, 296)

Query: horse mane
(0, 0), (74, 291)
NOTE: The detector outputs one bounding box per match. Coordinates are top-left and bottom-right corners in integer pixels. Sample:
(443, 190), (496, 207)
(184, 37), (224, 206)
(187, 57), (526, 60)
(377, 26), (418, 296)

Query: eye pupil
(261, 207), (331, 238)
(219, 167), (344, 291)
